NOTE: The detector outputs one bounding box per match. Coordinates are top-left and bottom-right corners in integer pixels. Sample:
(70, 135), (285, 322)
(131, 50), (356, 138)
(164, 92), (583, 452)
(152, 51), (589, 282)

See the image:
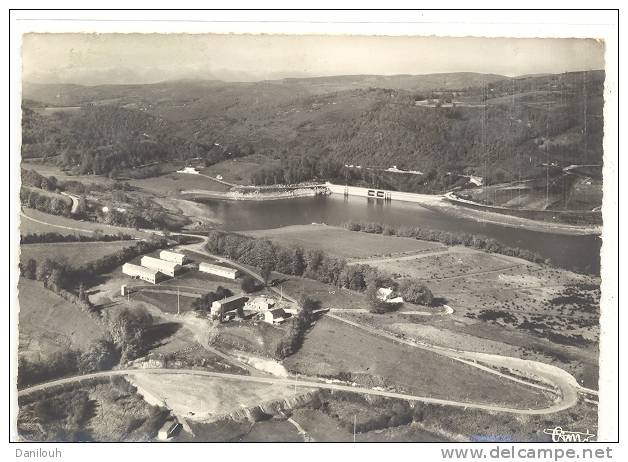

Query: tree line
(205, 230), (434, 310)
(21, 231), (134, 244)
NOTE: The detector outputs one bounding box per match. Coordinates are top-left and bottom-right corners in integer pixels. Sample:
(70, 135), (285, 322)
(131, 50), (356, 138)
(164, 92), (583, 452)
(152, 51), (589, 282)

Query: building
(377, 287), (404, 304)
(263, 308), (287, 325)
(122, 263), (159, 284)
(199, 262), (239, 280)
(211, 294), (249, 318)
(244, 296), (275, 312)
(157, 420), (181, 441)
(160, 250), (188, 265)
(176, 166), (200, 174)
(140, 256), (181, 277)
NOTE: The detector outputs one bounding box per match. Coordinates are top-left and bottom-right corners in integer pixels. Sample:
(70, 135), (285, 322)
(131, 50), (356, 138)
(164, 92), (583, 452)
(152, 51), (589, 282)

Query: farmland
(245, 224), (444, 259)
(20, 208), (151, 238)
(18, 278), (109, 360)
(283, 315), (552, 409)
(20, 240), (138, 266)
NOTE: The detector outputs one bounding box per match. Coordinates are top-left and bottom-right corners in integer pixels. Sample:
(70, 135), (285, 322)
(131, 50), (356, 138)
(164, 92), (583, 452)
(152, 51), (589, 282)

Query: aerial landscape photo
(15, 32), (606, 443)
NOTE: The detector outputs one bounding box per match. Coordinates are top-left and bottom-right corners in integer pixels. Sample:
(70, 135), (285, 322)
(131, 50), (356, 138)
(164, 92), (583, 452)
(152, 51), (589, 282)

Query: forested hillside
(21, 70), (604, 192)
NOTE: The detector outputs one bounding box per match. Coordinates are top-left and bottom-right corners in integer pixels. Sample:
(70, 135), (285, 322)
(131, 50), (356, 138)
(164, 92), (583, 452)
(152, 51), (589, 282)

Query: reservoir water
(197, 195), (601, 274)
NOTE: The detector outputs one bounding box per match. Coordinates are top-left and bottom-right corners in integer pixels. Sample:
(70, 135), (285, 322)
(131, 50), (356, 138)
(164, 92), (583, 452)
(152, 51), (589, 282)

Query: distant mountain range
(21, 70), (604, 193)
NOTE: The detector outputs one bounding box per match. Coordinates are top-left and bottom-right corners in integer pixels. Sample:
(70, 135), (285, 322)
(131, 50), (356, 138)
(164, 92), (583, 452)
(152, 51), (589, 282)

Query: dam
(324, 182), (441, 204)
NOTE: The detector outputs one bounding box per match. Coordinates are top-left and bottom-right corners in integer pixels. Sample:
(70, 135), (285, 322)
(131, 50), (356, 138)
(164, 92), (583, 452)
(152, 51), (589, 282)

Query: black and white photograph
(8, 8), (620, 454)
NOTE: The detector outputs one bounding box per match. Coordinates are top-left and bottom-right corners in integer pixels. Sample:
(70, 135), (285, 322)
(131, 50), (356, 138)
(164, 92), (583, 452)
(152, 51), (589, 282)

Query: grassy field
(128, 374), (299, 422)
(340, 246), (600, 389)
(20, 240), (138, 266)
(20, 208), (151, 238)
(280, 277), (368, 310)
(211, 321), (287, 359)
(244, 224), (443, 259)
(283, 315), (551, 408)
(134, 291), (199, 314)
(199, 154), (281, 186)
(126, 172), (231, 195)
(18, 278), (109, 359)
(237, 419), (303, 442)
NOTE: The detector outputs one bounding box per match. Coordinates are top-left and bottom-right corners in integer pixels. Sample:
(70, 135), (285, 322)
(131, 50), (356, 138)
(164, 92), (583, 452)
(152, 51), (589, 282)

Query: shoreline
(179, 188), (323, 202)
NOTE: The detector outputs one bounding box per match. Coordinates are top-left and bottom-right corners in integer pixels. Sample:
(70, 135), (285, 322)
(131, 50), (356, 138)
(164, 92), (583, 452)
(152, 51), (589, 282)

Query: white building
(263, 308), (286, 324)
(140, 256), (181, 277)
(199, 262), (239, 280)
(159, 250), (188, 265)
(122, 263), (159, 284)
(377, 287), (404, 304)
(176, 166), (200, 174)
(157, 420), (181, 441)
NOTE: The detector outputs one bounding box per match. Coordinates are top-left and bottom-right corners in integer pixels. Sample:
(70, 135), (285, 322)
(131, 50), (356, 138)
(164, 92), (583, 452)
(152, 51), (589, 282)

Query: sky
(22, 33), (606, 85)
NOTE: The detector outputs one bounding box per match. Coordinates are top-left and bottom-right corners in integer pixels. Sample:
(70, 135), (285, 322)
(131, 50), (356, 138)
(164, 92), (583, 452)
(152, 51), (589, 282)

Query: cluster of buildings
(122, 250), (188, 284)
(122, 249), (286, 324)
(210, 294), (287, 324)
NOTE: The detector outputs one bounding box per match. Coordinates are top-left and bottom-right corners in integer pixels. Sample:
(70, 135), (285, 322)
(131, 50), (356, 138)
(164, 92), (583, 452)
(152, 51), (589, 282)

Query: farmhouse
(140, 255), (181, 277)
(211, 294), (249, 317)
(160, 250), (188, 265)
(377, 287), (404, 304)
(263, 308), (287, 325)
(199, 262), (240, 280)
(245, 295), (275, 312)
(122, 263), (159, 284)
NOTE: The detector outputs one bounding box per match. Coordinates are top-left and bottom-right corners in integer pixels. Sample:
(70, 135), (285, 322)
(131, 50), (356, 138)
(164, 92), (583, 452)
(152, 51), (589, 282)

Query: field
(17, 278), (109, 360)
(126, 171), (231, 195)
(20, 240), (138, 266)
(211, 321), (287, 359)
(245, 224), (444, 259)
(20, 208), (151, 238)
(338, 243), (600, 389)
(199, 154), (281, 186)
(127, 374), (300, 422)
(283, 315), (551, 408)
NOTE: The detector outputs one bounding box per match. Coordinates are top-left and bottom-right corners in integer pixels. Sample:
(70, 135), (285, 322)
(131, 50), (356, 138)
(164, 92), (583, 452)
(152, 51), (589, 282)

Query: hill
(21, 70), (604, 193)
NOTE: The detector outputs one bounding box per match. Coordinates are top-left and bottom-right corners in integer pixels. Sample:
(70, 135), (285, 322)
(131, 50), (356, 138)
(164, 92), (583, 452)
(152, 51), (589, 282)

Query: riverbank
(439, 193), (601, 236)
(180, 187), (325, 201)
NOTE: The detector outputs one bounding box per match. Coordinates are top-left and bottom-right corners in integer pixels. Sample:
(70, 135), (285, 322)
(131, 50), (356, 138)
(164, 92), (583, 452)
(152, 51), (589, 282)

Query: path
(20, 210), (595, 414)
(16, 368), (572, 415)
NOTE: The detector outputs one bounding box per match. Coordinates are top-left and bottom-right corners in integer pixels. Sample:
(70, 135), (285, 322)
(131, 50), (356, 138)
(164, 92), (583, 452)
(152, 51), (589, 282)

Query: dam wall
(325, 182), (440, 204)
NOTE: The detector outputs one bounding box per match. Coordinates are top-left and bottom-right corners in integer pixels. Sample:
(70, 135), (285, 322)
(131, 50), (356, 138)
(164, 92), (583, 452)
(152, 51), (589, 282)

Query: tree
(398, 280), (434, 306)
(21, 258), (37, 279)
(260, 263), (273, 285)
(240, 275), (260, 293)
(79, 339), (119, 373)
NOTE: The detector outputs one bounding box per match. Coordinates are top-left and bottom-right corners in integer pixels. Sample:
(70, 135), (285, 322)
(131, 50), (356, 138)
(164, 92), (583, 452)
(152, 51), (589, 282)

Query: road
(17, 368), (570, 415)
(19, 210), (597, 414)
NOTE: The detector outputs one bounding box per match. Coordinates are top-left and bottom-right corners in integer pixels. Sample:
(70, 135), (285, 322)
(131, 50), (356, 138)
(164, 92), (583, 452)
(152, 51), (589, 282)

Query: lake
(196, 195), (601, 274)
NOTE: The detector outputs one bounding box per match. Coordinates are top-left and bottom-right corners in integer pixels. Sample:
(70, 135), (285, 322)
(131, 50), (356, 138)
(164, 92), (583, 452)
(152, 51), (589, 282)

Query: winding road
(16, 368), (569, 416)
(18, 209), (597, 417)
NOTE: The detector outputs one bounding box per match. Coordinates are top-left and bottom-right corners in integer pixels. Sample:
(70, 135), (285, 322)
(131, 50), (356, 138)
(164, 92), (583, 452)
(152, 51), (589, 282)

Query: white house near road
(140, 256), (181, 277)
(245, 296), (275, 312)
(199, 262), (239, 280)
(263, 308), (286, 324)
(122, 263), (159, 284)
(377, 287), (404, 304)
(160, 250), (188, 265)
